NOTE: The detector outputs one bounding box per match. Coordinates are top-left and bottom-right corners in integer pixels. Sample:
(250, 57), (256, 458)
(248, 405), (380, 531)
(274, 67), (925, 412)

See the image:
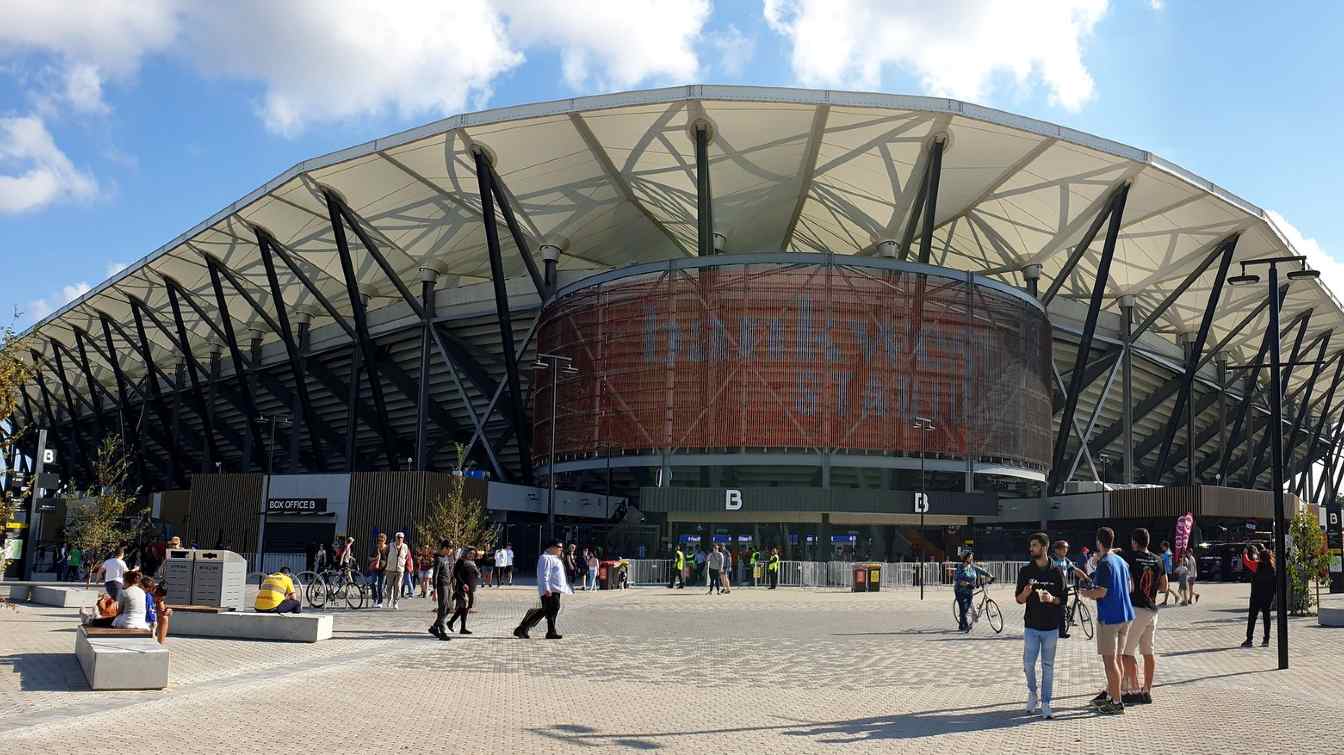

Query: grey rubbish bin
(190, 550), (247, 611)
(162, 549), (196, 605)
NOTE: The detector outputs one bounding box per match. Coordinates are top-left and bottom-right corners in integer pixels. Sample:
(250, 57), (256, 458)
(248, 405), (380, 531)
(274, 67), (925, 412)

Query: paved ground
(1, 580), (1339, 753)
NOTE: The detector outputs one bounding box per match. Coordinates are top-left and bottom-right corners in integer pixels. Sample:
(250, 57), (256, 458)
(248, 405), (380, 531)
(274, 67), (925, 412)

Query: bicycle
(307, 568), (367, 610)
(1063, 586), (1094, 639)
(953, 580), (1003, 633)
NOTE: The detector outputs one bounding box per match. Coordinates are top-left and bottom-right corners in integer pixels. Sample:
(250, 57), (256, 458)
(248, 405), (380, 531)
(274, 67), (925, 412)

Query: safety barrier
(624, 559), (1029, 589)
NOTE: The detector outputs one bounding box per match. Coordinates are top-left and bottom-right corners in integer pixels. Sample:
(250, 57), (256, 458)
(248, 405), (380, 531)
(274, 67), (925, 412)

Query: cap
(546, 539), (564, 550)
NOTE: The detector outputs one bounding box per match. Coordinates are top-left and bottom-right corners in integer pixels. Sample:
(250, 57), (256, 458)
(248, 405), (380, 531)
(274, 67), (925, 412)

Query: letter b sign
(42, 448), (56, 465)
(913, 492), (930, 514)
(725, 489), (743, 511)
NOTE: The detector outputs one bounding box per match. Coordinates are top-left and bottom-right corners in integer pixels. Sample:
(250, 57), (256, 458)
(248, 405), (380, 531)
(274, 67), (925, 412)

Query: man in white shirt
(385, 532), (410, 610)
(514, 540), (572, 640)
(495, 544), (513, 586)
(95, 546), (129, 600)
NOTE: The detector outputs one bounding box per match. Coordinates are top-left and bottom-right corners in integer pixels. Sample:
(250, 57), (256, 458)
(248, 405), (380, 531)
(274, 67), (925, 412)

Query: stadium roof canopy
(13, 84), (1344, 492)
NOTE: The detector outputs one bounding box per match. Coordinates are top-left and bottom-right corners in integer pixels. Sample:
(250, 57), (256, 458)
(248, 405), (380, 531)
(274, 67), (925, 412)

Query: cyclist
(954, 552), (993, 632)
(1051, 540), (1089, 638)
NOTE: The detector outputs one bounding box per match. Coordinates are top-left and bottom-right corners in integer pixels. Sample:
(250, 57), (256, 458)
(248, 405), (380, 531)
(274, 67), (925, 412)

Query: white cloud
(1267, 210), (1344, 308)
(27, 281), (91, 321)
(500, 0), (709, 91)
(1150, 0), (1164, 9)
(0, 115), (98, 214)
(106, 261), (129, 277)
(709, 25), (756, 78)
(763, 0), (1109, 111)
(0, 1), (716, 135)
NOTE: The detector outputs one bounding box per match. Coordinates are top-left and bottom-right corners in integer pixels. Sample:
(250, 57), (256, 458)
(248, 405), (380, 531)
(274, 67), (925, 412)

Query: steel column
(325, 190), (400, 470)
(695, 123), (715, 257)
(1247, 318), (1316, 485)
(102, 315), (188, 487)
(158, 291), (217, 470)
(256, 230), (328, 471)
(49, 346), (95, 480)
(416, 269), (435, 470)
(485, 163), (547, 297)
(1041, 184), (1127, 307)
(1049, 184), (1128, 493)
(916, 137), (945, 264)
(68, 333), (107, 441)
(1122, 297), (1135, 483)
(205, 259), (269, 471)
(475, 149), (534, 482)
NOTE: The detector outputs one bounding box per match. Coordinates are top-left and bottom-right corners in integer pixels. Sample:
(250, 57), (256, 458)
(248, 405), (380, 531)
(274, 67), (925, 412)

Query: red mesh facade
(532, 261), (1052, 473)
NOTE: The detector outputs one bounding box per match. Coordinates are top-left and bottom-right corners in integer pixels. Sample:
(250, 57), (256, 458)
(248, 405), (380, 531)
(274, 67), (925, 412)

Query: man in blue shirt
(1080, 526), (1134, 715)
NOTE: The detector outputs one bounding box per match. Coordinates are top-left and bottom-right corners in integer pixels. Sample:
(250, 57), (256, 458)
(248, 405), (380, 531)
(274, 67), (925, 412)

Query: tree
(415, 445), (496, 554)
(1287, 510), (1328, 615)
(0, 322), (32, 592)
(64, 436), (134, 568)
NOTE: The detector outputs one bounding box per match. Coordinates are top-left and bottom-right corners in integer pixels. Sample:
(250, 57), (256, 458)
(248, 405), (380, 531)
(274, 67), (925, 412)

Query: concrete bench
(30, 585), (102, 608)
(167, 606), (333, 643)
(1320, 596), (1344, 627)
(75, 625), (169, 690)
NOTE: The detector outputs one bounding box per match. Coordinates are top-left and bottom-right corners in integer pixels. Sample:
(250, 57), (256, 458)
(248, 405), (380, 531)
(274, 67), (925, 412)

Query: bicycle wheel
(305, 573), (329, 609)
(984, 598), (1004, 633)
(1078, 600), (1094, 639)
(343, 580), (367, 610)
(952, 598), (961, 625)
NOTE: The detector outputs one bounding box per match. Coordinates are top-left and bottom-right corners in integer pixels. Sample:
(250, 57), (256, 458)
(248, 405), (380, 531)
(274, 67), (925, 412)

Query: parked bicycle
(307, 568), (367, 610)
(1063, 586), (1094, 639)
(952, 580), (1004, 633)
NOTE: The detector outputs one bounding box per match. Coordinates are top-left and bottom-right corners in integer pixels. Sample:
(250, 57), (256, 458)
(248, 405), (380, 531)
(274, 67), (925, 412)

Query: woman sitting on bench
(89, 570), (151, 630)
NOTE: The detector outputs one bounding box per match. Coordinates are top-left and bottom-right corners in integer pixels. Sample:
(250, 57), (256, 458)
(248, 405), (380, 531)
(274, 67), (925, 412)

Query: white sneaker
(373, 603), (382, 608)
(1041, 704), (1053, 720)
(1027, 693), (1039, 713)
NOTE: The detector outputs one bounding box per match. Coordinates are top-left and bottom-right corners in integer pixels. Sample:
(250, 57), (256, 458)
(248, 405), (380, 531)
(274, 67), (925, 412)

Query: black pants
(448, 590), (470, 631)
(258, 599), (302, 614)
(518, 593), (561, 636)
(708, 569), (722, 593)
(768, 569), (778, 589)
(432, 588), (452, 635)
(1059, 590), (1072, 637)
(1246, 598), (1272, 642)
(669, 568), (684, 588)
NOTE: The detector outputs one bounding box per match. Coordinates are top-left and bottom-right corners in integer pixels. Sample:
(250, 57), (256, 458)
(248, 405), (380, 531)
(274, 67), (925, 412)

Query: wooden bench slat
(83, 626), (154, 638)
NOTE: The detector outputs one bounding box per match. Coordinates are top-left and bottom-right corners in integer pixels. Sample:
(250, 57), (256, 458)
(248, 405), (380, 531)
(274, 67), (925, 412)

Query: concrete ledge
(170, 610), (333, 642)
(1319, 597), (1344, 627)
(31, 585), (101, 608)
(75, 626), (169, 690)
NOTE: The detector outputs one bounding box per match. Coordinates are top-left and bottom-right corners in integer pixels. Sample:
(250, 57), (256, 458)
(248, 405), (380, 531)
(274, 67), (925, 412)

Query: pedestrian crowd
(667, 543), (780, 590)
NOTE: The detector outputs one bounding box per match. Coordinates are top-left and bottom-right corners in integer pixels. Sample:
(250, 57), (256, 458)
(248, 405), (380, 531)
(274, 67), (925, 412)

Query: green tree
(64, 436), (134, 567)
(415, 445), (496, 554)
(1, 322), (32, 593)
(1287, 510), (1328, 615)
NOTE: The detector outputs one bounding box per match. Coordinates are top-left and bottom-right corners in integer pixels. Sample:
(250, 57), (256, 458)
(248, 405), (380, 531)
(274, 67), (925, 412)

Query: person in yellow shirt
(255, 566), (302, 613)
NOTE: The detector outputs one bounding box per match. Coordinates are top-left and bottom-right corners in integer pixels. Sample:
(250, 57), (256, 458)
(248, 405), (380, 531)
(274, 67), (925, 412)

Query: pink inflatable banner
(1175, 512), (1195, 555)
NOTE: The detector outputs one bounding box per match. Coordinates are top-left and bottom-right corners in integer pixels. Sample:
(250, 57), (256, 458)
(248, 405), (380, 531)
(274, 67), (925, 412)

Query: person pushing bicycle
(1051, 540), (1091, 638)
(955, 552), (993, 632)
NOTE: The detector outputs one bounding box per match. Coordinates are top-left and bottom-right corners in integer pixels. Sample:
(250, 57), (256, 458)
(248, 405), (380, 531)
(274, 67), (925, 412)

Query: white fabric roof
(22, 84), (1343, 396)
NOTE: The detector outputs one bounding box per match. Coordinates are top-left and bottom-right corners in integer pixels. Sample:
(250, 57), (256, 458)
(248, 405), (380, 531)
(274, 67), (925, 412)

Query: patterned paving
(2, 582), (1340, 753)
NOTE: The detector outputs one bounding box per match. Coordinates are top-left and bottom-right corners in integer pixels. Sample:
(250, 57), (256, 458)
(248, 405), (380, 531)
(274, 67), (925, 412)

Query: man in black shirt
(1016, 532), (1065, 720)
(447, 548), (480, 635)
(1119, 527), (1166, 705)
(428, 540), (455, 641)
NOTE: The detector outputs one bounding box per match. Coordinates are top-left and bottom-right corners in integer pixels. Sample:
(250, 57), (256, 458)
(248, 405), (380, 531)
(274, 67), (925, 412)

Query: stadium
(7, 85), (1342, 568)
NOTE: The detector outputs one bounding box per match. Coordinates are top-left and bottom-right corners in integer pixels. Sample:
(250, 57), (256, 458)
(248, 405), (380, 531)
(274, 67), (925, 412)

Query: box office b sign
(267, 497), (328, 513)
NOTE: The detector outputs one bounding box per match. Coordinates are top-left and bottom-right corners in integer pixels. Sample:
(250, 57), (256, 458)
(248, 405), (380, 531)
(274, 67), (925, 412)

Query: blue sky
(3, 0), (1343, 323)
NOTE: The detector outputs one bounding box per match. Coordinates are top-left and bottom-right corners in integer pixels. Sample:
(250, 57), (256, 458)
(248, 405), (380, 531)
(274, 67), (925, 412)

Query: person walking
(1182, 549), (1201, 605)
(1120, 528), (1164, 706)
(1017, 533), (1065, 719)
(416, 544), (434, 598)
(428, 540), (454, 641)
(66, 545), (83, 582)
(564, 544), (580, 587)
(1158, 541), (1181, 606)
(721, 547), (733, 594)
(1080, 527), (1134, 715)
(954, 552), (992, 632)
(496, 543), (513, 586)
(749, 547), (760, 587)
(367, 533), (388, 608)
(385, 532), (410, 610)
(447, 548), (480, 635)
(94, 546), (129, 600)
(766, 547), (781, 589)
(585, 549), (600, 591)
(515, 540), (571, 639)
(479, 547), (496, 588)
(693, 546), (707, 586)
(706, 543), (726, 595)
(1242, 546), (1277, 648)
(669, 545), (686, 589)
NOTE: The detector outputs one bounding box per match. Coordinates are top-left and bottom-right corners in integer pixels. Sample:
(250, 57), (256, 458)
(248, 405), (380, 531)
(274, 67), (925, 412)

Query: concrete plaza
(1, 580), (1339, 753)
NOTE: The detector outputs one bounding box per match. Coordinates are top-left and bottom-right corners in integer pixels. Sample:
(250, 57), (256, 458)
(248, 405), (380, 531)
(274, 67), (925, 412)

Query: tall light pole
(914, 416), (935, 601)
(254, 414), (290, 572)
(1229, 255), (1319, 671)
(534, 353), (578, 542)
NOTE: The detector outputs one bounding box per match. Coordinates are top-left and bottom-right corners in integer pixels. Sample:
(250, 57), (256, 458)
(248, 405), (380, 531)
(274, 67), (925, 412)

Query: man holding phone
(1017, 532), (1065, 720)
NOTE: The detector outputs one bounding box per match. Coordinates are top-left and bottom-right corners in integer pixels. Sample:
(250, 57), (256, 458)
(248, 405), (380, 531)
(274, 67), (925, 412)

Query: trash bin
(866, 563), (882, 592)
(851, 565), (868, 592)
(598, 560), (619, 589)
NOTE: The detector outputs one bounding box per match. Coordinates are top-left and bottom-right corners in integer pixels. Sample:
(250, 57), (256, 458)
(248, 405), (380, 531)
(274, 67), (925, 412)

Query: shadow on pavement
(0, 652), (89, 692)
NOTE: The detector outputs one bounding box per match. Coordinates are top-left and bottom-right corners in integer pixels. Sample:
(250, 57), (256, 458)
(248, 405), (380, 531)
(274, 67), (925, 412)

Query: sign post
(21, 430), (49, 580)
(1327, 503), (1343, 594)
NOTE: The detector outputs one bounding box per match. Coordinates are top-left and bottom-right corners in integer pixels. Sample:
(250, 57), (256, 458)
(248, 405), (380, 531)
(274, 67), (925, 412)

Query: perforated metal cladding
(533, 261), (1052, 472)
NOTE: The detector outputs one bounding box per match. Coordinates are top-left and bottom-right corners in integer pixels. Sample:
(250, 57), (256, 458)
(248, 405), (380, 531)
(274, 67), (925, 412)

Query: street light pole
(534, 353), (578, 543)
(1229, 254), (1319, 671)
(254, 414), (289, 573)
(914, 416), (934, 601)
